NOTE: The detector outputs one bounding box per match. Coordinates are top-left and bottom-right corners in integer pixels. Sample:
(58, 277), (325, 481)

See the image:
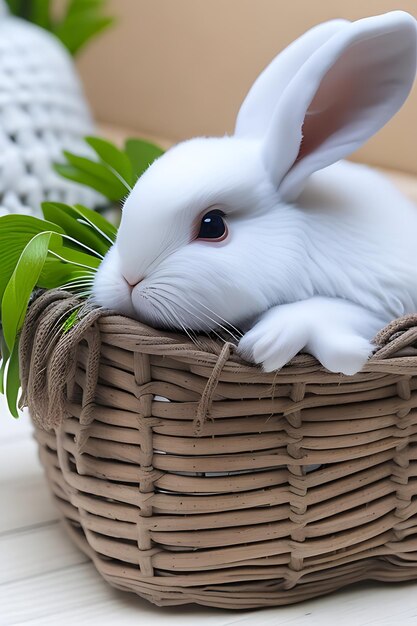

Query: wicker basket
(20, 290), (417, 610)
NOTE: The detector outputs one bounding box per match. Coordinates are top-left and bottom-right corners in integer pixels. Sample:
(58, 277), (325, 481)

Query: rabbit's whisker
(154, 284), (241, 343)
(185, 295), (242, 342)
(155, 288), (227, 346)
(186, 294), (243, 338)
(149, 292), (203, 350)
(148, 287), (223, 345)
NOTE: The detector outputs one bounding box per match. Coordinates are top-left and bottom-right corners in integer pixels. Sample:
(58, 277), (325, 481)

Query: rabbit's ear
(235, 19), (349, 138)
(262, 11), (417, 202)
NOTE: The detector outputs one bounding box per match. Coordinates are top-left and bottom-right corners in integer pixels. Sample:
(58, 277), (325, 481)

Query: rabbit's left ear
(235, 19), (349, 138)
(262, 11), (417, 202)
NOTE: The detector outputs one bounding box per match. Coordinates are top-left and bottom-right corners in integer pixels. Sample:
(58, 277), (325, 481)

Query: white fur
(93, 12), (417, 375)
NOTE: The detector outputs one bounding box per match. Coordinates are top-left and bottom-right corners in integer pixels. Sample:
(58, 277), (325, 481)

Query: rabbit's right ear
(261, 11), (417, 202)
(234, 19), (349, 138)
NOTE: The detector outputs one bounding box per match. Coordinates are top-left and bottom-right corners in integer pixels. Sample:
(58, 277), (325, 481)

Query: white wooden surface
(2, 397), (417, 625)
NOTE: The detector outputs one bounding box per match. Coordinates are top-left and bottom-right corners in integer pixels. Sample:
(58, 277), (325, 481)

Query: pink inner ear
(295, 38), (398, 163)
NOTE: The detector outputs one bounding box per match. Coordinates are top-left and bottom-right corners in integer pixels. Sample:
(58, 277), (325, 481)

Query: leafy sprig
(0, 133), (165, 417)
(0, 202), (115, 416)
(5, 0), (114, 56)
(55, 136), (165, 202)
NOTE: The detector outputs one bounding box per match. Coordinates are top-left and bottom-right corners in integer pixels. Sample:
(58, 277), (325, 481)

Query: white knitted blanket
(0, 1), (101, 216)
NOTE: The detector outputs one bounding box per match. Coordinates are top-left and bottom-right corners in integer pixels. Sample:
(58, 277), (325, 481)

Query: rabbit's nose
(123, 275), (143, 291)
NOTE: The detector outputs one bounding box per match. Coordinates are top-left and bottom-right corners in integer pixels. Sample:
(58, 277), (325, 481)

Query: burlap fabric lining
(19, 290), (417, 609)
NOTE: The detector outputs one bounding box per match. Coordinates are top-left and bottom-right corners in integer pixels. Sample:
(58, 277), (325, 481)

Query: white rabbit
(93, 11), (417, 375)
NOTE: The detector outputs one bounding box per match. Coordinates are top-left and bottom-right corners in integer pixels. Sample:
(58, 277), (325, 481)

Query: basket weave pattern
(21, 291), (417, 609)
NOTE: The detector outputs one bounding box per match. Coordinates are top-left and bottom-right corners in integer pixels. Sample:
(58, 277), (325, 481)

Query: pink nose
(124, 275), (144, 290)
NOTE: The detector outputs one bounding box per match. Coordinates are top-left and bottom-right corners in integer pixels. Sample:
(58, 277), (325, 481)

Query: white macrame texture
(0, 3), (101, 216)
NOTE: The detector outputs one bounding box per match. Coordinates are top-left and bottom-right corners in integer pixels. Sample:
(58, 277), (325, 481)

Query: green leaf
(54, 163), (112, 199)
(4, 0), (20, 14)
(30, 0), (52, 29)
(5, 343), (20, 418)
(2, 232), (51, 353)
(72, 203), (117, 242)
(0, 331), (10, 395)
(54, 12), (114, 56)
(41, 202), (110, 257)
(62, 307), (81, 333)
(61, 151), (128, 200)
(55, 136), (164, 200)
(0, 214), (64, 238)
(38, 258), (89, 290)
(49, 238), (101, 270)
(5, 0), (114, 57)
(66, 0), (108, 17)
(86, 136), (134, 189)
(0, 215), (64, 305)
(125, 138), (165, 181)
(54, 162), (123, 202)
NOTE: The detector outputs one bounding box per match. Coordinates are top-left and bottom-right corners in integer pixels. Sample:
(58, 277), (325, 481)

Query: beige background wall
(77, 0), (417, 174)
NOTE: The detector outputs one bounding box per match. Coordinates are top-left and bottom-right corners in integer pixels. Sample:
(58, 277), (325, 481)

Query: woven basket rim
(25, 288), (417, 370)
(90, 304), (417, 373)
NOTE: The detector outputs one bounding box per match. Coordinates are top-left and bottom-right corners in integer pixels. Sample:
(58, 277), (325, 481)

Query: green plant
(0, 133), (165, 417)
(5, 0), (114, 55)
(0, 202), (116, 416)
(55, 136), (165, 202)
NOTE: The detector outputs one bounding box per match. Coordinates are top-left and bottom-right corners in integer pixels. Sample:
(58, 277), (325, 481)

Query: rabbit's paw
(310, 333), (374, 376)
(238, 306), (310, 372)
(238, 299), (377, 375)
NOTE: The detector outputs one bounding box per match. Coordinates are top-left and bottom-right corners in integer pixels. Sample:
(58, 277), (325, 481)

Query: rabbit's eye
(197, 209), (227, 241)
